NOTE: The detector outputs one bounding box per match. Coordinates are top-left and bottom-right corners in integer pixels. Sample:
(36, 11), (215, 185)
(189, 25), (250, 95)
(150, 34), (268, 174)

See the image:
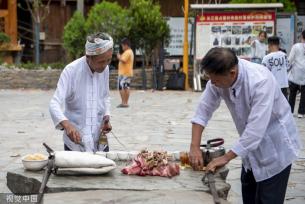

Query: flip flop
(117, 104), (129, 108)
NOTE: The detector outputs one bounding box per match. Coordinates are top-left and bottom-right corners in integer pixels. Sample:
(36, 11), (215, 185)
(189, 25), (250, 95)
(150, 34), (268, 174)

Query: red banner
(196, 11), (275, 23)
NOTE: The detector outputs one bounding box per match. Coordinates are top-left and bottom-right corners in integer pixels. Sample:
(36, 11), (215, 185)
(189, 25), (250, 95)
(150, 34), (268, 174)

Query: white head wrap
(85, 33), (113, 56)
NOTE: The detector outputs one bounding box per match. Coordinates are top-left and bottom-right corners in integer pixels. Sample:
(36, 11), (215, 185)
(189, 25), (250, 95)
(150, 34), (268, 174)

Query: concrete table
(7, 163), (231, 203)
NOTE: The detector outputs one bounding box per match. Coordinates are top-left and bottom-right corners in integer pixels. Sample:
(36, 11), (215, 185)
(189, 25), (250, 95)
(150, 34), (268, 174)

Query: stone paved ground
(0, 89), (304, 203)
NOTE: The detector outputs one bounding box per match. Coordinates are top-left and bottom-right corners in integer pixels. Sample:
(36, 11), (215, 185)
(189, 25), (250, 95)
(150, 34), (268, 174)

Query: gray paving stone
(0, 89), (304, 203)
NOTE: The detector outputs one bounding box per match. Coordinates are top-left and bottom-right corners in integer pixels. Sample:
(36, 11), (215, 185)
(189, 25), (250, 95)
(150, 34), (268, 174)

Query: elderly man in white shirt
(288, 30), (305, 118)
(49, 32), (113, 152)
(189, 47), (302, 204)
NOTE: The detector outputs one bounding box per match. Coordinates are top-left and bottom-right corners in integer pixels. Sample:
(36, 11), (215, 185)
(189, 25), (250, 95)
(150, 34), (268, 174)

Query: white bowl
(117, 151), (129, 161)
(22, 154), (48, 171)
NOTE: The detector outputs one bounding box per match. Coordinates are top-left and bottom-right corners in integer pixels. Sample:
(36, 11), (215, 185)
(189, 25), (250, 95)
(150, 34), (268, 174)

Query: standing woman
(288, 30), (305, 118)
(251, 31), (267, 64)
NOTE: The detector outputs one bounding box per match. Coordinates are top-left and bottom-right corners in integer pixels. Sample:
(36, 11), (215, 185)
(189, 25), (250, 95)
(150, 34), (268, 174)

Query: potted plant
(0, 32), (11, 49)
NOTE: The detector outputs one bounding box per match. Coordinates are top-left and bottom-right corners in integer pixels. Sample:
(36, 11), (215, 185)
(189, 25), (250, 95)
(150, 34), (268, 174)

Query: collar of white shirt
(230, 64), (243, 98)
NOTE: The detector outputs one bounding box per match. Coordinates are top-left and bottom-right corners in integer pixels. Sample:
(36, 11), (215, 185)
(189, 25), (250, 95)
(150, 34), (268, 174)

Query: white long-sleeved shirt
(191, 59), (302, 182)
(262, 51), (289, 88)
(251, 39), (267, 60)
(288, 43), (305, 85)
(49, 56), (111, 152)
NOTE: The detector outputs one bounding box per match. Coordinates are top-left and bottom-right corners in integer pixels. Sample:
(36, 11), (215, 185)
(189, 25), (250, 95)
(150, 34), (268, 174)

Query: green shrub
(63, 11), (87, 60)
(0, 32), (11, 43)
(128, 0), (170, 63)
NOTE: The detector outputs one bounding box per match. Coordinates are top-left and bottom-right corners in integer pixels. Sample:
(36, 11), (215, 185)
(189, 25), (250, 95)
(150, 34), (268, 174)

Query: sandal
(117, 104), (129, 108)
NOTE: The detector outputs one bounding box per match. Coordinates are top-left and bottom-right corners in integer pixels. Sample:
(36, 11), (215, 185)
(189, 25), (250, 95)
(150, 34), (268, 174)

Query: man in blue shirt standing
(189, 47), (302, 204)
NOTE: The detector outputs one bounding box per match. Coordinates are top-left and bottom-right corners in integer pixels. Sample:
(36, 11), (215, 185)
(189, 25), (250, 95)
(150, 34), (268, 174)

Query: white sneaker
(297, 114), (304, 118)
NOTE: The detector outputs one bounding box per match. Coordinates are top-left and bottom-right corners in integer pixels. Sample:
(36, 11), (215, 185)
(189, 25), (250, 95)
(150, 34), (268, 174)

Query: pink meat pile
(121, 150), (180, 178)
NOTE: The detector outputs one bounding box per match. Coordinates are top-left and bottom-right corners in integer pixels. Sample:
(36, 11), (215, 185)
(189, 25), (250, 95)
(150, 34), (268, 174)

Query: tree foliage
(62, 0), (170, 62)
(63, 11), (87, 59)
(85, 1), (130, 45)
(229, 0), (296, 12)
(128, 0), (170, 64)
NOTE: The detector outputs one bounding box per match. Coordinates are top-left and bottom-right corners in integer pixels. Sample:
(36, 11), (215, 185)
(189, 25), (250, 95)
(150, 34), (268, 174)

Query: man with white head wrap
(49, 32), (113, 152)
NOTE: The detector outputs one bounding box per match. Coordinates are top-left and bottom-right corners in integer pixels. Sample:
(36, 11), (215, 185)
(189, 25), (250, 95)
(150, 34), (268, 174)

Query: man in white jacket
(189, 47), (301, 204)
(262, 36), (289, 99)
(49, 32), (113, 152)
(288, 30), (305, 118)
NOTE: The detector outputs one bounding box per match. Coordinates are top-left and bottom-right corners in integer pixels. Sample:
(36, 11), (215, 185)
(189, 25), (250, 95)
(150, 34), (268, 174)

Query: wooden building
(14, 0), (305, 64)
(0, 0), (21, 63)
(17, 0), (203, 63)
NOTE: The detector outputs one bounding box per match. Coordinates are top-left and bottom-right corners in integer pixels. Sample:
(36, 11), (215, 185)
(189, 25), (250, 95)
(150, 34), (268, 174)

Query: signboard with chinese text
(164, 17), (194, 56)
(195, 11), (275, 60)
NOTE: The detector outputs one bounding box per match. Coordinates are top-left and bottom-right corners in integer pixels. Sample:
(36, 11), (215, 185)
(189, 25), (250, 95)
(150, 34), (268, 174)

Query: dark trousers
(288, 81), (305, 114)
(64, 144), (71, 151)
(241, 164), (291, 204)
(281, 88), (288, 99)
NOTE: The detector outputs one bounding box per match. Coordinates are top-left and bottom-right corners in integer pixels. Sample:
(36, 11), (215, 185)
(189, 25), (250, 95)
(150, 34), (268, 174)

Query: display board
(276, 14), (295, 54)
(195, 11), (275, 60)
(164, 17), (194, 56)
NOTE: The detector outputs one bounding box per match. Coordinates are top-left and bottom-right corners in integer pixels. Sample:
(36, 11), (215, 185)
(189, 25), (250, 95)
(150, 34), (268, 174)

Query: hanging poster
(276, 14), (295, 54)
(195, 11), (275, 60)
(164, 17), (194, 56)
(297, 16), (305, 42)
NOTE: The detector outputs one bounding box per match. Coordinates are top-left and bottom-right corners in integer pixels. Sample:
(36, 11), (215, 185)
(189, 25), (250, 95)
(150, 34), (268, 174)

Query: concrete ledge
(0, 67), (192, 90)
(7, 165), (230, 200)
(43, 189), (230, 204)
(0, 68), (156, 90)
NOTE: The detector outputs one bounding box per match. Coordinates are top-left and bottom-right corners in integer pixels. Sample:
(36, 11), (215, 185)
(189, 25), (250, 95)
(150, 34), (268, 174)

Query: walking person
(288, 30), (305, 118)
(262, 36), (289, 98)
(117, 38), (134, 108)
(189, 47), (301, 204)
(49, 32), (113, 152)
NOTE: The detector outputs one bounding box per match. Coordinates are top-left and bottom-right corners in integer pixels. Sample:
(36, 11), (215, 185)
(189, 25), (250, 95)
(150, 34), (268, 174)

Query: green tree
(63, 11), (87, 60)
(127, 0), (170, 89)
(128, 0), (170, 65)
(229, 0), (296, 12)
(85, 1), (130, 45)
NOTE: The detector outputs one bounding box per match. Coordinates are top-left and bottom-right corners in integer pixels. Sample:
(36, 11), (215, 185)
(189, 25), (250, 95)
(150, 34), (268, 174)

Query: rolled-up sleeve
(49, 68), (71, 129)
(191, 81), (221, 127)
(231, 78), (275, 158)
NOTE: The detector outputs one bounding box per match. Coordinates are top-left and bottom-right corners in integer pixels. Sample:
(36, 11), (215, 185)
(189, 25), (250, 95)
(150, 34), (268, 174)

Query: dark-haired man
(117, 38), (134, 108)
(49, 32), (113, 152)
(189, 47), (301, 203)
(262, 36), (290, 99)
